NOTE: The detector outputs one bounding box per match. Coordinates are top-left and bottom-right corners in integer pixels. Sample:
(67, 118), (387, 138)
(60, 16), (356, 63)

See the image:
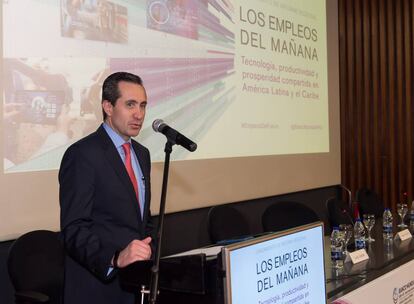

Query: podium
(120, 222), (326, 304)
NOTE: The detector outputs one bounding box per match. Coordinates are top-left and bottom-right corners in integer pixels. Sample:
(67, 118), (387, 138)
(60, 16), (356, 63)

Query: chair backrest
(356, 188), (384, 218)
(207, 204), (251, 244)
(326, 197), (353, 228)
(261, 201), (319, 232)
(7, 230), (64, 304)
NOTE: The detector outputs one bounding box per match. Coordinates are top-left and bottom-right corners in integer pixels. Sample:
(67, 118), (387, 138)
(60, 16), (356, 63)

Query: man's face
(103, 81), (147, 141)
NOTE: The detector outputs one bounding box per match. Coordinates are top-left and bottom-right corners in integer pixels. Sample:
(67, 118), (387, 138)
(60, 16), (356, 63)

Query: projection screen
(1, 0), (340, 241)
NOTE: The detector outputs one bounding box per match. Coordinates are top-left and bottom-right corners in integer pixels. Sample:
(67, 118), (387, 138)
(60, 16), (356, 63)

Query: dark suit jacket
(59, 125), (154, 304)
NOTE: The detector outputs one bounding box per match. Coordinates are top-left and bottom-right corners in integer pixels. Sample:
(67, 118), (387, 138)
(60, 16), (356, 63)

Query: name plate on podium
(221, 222), (326, 304)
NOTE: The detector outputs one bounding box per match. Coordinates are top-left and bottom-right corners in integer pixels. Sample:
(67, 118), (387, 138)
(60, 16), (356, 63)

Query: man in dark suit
(59, 72), (155, 304)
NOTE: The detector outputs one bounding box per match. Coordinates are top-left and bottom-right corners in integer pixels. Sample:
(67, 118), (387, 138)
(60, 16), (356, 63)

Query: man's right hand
(114, 237), (152, 268)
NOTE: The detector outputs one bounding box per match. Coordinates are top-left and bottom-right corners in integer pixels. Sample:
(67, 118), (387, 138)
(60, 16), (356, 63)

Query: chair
(356, 188), (384, 218)
(261, 201), (320, 232)
(326, 197), (354, 228)
(7, 230), (64, 304)
(207, 204), (251, 244)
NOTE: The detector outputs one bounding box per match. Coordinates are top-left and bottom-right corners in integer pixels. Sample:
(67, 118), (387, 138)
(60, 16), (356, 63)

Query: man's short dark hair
(101, 72), (143, 120)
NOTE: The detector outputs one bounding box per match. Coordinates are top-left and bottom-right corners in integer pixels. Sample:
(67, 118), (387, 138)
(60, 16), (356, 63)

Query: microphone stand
(148, 140), (173, 304)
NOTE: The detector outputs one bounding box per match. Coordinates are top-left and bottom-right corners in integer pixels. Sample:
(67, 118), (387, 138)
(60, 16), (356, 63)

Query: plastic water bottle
(383, 238), (394, 260)
(409, 201), (414, 232)
(383, 208), (393, 239)
(354, 219), (366, 250)
(330, 227), (343, 268)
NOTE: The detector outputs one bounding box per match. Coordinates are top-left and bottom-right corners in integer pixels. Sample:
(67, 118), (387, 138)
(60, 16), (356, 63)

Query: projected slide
(2, 0), (328, 173)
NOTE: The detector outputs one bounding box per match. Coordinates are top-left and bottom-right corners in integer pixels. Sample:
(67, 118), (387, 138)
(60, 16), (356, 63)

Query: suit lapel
(96, 126), (142, 222)
(131, 140), (150, 223)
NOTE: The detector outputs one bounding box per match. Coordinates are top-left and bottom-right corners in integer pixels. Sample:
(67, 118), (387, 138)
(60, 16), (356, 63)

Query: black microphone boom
(152, 119), (197, 152)
(339, 184), (352, 209)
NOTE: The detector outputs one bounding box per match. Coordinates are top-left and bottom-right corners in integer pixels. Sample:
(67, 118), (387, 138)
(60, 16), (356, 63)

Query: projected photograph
(146, 0), (235, 47)
(147, 0), (198, 39)
(2, 58), (108, 173)
(60, 0), (128, 43)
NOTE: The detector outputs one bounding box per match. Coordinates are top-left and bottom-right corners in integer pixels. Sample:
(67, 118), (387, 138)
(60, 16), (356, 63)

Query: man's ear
(102, 100), (113, 117)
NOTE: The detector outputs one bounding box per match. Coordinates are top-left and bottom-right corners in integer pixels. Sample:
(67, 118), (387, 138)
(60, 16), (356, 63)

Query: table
(326, 221), (414, 303)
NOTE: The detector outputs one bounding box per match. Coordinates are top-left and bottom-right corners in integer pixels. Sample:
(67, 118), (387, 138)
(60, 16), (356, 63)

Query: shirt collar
(102, 122), (131, 148)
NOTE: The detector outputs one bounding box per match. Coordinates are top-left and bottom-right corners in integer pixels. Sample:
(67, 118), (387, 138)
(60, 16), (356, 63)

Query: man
(59, 72), (155, 304)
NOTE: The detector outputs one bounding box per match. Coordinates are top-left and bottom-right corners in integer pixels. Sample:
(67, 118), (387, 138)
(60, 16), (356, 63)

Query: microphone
(152, 119), (197, 152)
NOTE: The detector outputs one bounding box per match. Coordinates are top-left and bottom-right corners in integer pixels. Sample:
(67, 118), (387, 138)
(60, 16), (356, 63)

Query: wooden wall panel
(339, 0), (414, 210)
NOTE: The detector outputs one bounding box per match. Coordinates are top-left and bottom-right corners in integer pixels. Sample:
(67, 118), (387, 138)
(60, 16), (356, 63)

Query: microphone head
(188, 142), (197, 152)
(152, 119), (164, 132)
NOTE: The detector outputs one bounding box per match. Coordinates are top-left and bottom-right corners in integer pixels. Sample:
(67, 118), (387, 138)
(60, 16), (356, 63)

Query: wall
(339, 0), (414, 209)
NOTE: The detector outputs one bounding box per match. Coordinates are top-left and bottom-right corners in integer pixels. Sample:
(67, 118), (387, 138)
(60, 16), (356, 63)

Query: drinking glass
(397, 203), (408, 228)
(339, 224), (353, 255)
(363, 214), (375, 242)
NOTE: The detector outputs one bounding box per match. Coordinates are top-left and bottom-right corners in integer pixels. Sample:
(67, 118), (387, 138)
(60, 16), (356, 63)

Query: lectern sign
(222, 222), (326, 304)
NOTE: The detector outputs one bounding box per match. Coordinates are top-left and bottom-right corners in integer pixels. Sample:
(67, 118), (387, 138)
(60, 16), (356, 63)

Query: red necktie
(122, 143), (139, 202)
